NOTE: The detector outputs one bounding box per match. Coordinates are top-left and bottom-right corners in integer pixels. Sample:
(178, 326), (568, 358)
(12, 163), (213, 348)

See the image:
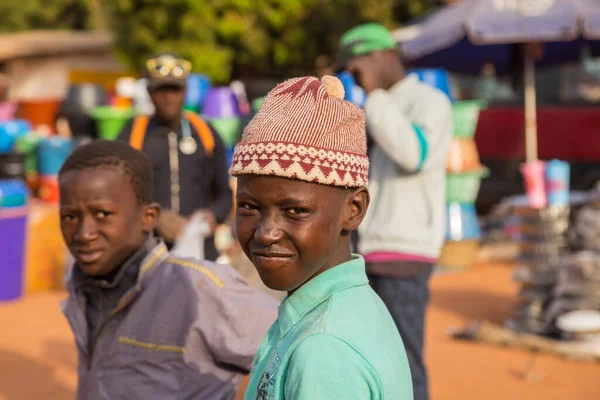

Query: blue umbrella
(401, 0), (600, 162)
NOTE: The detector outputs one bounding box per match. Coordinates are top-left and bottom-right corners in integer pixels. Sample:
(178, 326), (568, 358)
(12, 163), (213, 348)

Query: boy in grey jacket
(59, 140), (278, 400)
(338, 23), (453, 400)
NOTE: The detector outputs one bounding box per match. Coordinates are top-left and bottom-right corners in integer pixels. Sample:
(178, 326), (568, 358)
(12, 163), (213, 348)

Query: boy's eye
(60, 214), (76, 222)
(286, 207), (310, 216)
(95, 211), (111, 219)
(237, 202), (258, 211)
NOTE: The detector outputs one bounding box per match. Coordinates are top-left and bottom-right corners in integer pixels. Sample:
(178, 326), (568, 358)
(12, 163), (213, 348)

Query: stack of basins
(547, 252), (600, 336)
(440, 100), (488, 270)
(505, 200), (571, 337)
(543, 193), (600, 334)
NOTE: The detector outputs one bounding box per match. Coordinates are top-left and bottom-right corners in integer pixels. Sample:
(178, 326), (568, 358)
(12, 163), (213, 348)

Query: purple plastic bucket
(202, 87), (240, 118)
(0, 180), (28, 302)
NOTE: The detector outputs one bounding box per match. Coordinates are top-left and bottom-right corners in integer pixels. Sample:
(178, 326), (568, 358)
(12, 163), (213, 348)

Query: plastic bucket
(0, 179), (29, 302)
(545, 159), (570, 207)
(408, 68), (453, 102)
(202, 87), (240, 118)
(337, 71), (367, 108)
(208, 117), (242, 148)
(0, 120), (31, 152)
(13, 134), (41, 171)
(445, 202), (481, 241)
(134, 79), (155, 115)
(17, 99), (60, 130)
(521, 161), (547, 209)
(446, 137), (482, 173)
(91, 106), (136, 140)
(57, 102), (98, 139)
(25, 202), (68, 293)
(251, 97), (265, 112)
(116, 77), (137, 99)
(37, 137), (73, 176)
(0, 179), (28, 207)
(452, 100), (488, 138)
(0, 152), (26, 181)
(39, 175), (60, 204)
(446, 168), (488, 204)
(185, 74), (211, 112)
(65, 84), (106, 113)
(0, 102), (17, 121)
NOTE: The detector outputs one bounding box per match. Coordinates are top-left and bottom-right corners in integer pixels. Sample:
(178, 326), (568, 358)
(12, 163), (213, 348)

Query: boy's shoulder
(148, 255), (249, 293)
(293, 284), (405, 363)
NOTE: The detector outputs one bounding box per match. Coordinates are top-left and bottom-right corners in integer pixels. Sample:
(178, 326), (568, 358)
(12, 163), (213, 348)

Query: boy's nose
(74, 216), (98, 242)
(253, 217), (284, 246)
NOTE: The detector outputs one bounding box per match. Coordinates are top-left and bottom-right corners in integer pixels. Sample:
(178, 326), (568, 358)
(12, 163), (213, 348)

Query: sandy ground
(0, 263), (598, 400)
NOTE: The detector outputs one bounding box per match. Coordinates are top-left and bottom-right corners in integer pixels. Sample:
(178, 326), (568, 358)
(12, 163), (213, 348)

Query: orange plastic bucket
(39, 175), (60, 204)
(17, 99), (60, 131)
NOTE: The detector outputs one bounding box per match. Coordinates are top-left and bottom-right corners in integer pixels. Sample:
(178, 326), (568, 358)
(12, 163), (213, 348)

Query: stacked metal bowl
(544, 197), (600, 336)
(506, 204), (570, 336)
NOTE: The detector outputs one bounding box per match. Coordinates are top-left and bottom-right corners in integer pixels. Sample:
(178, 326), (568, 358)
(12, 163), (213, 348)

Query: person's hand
(156, 210), (188, 243)
(346, 55), (383, 94)
(192, 209), (217, 234)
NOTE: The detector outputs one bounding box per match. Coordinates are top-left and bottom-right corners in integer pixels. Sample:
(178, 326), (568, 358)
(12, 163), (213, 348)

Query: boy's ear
(142, 202), (161, 233)
(342, 187), (370, 233)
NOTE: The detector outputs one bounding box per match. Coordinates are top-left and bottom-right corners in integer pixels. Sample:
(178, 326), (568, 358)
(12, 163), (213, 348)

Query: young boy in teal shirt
(230, 75), (413, 399)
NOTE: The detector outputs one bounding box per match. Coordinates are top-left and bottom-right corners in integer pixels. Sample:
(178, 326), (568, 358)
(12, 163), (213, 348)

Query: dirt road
(0, 263), (598, 400)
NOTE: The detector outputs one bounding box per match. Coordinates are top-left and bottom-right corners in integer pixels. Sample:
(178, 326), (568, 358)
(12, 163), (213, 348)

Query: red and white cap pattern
(230, 75), (369, 187)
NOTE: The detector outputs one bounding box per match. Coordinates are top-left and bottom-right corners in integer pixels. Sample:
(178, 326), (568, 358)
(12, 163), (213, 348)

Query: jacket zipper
(168, 131), (181, 214)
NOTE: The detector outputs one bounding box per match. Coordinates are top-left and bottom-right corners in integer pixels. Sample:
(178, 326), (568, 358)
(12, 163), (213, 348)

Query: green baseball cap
(336, 23), (397, 71)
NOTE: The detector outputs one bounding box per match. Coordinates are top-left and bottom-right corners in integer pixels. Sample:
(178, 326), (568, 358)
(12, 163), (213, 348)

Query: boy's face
(235, 175), (369, 294)
(59, 167), (159, 278)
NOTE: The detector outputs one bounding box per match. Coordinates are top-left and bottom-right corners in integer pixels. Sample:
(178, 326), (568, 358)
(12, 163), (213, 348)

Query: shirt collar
(277, 255), (369, 337)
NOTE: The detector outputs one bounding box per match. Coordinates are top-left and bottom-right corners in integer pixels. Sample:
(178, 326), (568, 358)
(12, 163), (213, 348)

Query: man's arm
(184, 263), (278, 372)
(284, 334), (388, 400)
(207, 126), (233, 224)
(364, 88), (452, 173)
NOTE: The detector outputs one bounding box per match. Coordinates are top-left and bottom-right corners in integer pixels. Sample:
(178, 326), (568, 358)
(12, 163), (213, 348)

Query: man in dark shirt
(118, 52), (232, 261)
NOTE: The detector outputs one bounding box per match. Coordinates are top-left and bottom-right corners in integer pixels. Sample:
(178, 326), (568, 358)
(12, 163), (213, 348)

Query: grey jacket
(62, 239), (278, 400)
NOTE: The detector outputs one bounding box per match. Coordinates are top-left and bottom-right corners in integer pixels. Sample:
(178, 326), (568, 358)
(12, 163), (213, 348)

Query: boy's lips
(251, 250), (295, 267)
(251, 250), (295, 259)
(74, 249), (104, 264)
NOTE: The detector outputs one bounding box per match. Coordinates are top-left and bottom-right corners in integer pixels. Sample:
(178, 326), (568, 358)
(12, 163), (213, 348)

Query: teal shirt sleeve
(283, 334), (382, 400)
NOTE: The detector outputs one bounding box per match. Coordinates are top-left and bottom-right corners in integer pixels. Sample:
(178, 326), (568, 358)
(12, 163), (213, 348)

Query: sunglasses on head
(146, 56), (192, 79)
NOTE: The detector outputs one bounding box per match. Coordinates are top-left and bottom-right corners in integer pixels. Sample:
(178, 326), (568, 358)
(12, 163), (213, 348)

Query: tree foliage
(0, 0), (435, 83)
(0, 0), (91, 32)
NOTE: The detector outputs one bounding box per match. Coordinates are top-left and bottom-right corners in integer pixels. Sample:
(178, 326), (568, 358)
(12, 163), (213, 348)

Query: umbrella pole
(524, 43), (538, 162)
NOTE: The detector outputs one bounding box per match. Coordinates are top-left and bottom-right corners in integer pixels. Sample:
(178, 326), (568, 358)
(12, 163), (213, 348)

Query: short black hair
(59, 140), (153, 204)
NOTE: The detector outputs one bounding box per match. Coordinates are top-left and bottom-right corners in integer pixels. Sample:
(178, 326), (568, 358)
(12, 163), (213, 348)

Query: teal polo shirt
(243, 255), (413, 400)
